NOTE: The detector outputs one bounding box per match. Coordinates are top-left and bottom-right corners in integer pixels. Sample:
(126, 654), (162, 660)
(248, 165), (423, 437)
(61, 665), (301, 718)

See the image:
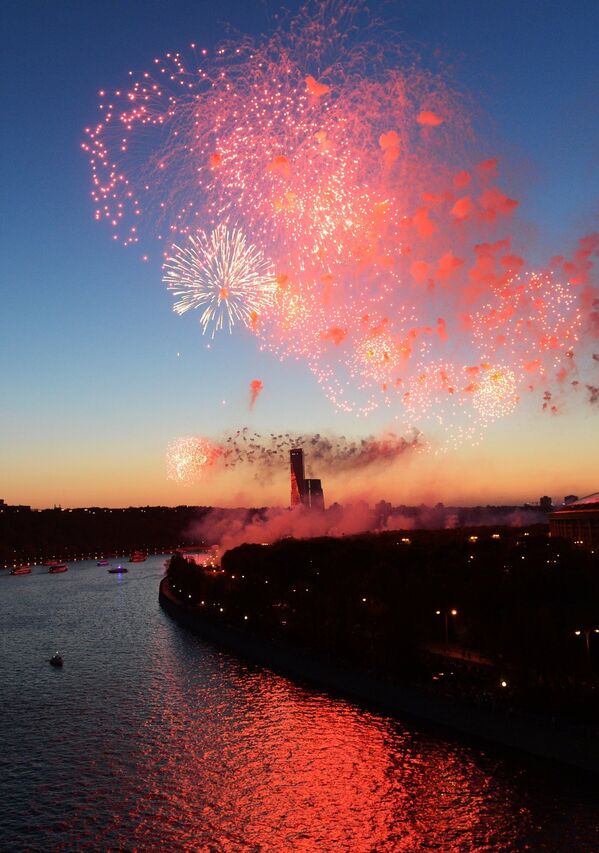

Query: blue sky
(1, 0), (597, 507)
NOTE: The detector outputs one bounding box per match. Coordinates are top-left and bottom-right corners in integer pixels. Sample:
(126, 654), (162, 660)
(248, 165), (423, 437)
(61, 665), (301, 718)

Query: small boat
(129, 550), (147, 563)
(108, 566), (128, 574)
(97, 560), (109, 566)
(10, 566), (32, 575)
(48, 564), (68, 574)
(49, 653), (63, 668)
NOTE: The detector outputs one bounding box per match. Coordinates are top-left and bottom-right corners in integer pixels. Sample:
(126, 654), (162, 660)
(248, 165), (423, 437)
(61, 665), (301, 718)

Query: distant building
(549, 493), (599, 552)
(289, 449), (325, 510)
(539, 496), (553, 512)
(0, 501), (31, 514)
(290, 448), (306, 507)
(564, 495), (579, 506)
(375, 500), (392, 526)
(304, 479), (325, 511)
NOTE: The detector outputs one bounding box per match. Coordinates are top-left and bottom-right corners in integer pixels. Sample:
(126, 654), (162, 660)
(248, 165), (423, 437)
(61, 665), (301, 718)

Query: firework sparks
(166, 436), (221, 485)
(472, 366), (519, 420)
(353, 329), (401, 386)
(163, 225), (276, 336)
(84, 1), (597, 443)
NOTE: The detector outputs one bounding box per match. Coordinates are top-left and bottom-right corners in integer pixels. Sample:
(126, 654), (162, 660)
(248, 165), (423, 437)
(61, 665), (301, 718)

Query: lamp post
(574, 627), (599, 667)
(436, 608), (458, 645)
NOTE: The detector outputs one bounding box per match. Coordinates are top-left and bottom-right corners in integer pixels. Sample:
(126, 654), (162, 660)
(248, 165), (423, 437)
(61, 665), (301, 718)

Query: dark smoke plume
(220, 428), (422, 478)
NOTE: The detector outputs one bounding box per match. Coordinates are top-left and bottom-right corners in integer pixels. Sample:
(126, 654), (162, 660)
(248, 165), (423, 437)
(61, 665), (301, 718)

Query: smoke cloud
(587, 385), (599, 405)
(220, 428), (422, 479)
(166, 428), (422, 487)
(192, 502), (546, 556)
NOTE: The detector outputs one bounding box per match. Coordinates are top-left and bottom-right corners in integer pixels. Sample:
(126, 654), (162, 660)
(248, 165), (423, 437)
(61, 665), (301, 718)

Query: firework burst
(84, 1), (597, 444)
(166, 436), (222, 484)
(472, 365), (519, 420)
(163, 225), (276, 336)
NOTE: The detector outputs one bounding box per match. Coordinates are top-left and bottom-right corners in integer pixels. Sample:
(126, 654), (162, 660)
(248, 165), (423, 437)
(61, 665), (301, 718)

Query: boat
(129, 550), (147, 563)
(49, 653), (63, 668)
(97, 560), (110, 566)
(10, 566), (32, 575)
(108, 566), (128, 574)
(48, 564), (68, 574)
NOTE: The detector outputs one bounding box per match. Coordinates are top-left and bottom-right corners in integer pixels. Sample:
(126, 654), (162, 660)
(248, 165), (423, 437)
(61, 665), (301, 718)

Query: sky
(1, 0), (598, 509)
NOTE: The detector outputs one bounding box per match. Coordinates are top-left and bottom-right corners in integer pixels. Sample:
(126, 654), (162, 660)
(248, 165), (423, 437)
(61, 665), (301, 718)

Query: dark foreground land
(0, 504), (217, 565)
(162, 527), (599, 771)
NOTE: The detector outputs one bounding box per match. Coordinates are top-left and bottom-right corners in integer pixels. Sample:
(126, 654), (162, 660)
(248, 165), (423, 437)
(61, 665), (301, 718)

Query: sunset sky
(1, 0), (598, 509)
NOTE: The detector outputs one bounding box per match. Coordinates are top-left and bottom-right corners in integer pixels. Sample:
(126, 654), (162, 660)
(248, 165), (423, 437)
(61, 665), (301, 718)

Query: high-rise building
(304, 479), (325, 511)
(290, 448), (306, 507)
(540, 496), (553, 512)
(289, 448), (325, 510)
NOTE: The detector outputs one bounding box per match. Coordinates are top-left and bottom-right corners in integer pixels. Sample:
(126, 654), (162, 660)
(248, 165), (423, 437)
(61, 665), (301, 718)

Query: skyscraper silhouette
(304, 478), (325, 510)
(289, 449), (325, 510)
(290, 448), (305, 507)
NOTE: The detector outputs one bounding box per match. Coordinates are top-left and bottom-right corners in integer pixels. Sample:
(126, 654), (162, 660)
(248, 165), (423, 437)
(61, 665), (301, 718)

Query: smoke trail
(220, 428), (422, 476)
(166, 428), (422, 484)
(249, 379), (264, 410)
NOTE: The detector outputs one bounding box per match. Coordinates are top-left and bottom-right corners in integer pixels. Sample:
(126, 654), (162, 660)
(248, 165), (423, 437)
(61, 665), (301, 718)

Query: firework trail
(248, 379), (264, 410)
(83, 0), (598, 442)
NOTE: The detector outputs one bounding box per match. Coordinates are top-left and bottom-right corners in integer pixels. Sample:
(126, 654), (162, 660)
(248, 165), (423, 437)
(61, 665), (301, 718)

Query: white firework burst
(163, 225), (276, 336)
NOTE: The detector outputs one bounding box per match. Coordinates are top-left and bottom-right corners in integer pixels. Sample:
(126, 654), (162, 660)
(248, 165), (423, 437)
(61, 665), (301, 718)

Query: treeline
(167, 527), (599, 720)
(0, 505), (218, 564)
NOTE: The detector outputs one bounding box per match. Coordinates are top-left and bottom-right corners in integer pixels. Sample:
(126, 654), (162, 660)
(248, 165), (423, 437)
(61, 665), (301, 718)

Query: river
(1, 556), (598, 851)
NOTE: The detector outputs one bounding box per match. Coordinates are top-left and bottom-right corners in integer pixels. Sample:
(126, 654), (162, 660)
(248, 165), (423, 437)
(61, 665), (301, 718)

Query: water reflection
(103, 625), (592, 852)
(0, 558), (597, 851)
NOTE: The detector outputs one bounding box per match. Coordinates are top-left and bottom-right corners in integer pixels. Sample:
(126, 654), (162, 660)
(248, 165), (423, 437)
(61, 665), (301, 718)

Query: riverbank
(159, 577), (599, 775)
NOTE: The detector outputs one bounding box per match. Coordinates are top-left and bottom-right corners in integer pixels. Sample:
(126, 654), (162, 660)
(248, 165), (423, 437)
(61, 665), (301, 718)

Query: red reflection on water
(90, 640), (519, 851)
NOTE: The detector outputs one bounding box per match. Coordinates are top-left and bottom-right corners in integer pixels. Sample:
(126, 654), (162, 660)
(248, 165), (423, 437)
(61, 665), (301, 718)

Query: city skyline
(1, 0), (598, 509)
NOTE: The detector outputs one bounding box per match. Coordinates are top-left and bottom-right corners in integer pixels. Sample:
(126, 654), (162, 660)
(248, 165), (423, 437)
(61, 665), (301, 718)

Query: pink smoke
(191, 503), (546, 557)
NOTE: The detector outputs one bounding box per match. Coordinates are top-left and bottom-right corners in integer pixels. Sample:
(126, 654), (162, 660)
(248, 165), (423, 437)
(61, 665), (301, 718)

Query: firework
(84, 1), (595, 443)
(352, 327), (404, 388)
(471, 366), (519, 420)
(163, 225), (276, 336)
(166, 436), (222, 484)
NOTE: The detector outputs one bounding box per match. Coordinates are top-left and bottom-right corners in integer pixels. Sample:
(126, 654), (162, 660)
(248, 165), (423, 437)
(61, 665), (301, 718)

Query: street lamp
(436, 608), (458, 645)
(574, 627), (599, 666)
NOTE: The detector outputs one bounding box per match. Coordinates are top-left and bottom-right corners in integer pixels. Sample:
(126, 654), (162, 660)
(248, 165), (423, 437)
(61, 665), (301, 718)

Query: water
(1, 557), (598, 852)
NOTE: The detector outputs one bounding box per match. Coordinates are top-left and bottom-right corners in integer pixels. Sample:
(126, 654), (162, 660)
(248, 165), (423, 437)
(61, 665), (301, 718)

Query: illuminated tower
(290, 449), (305, 507)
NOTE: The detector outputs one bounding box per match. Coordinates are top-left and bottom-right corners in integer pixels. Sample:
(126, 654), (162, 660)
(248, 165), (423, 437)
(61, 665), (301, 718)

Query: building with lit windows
(549, 493), (599, 552)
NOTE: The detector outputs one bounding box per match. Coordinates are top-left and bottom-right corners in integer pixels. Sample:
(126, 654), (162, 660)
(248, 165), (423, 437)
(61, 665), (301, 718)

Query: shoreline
(159, 577), (599, 775)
